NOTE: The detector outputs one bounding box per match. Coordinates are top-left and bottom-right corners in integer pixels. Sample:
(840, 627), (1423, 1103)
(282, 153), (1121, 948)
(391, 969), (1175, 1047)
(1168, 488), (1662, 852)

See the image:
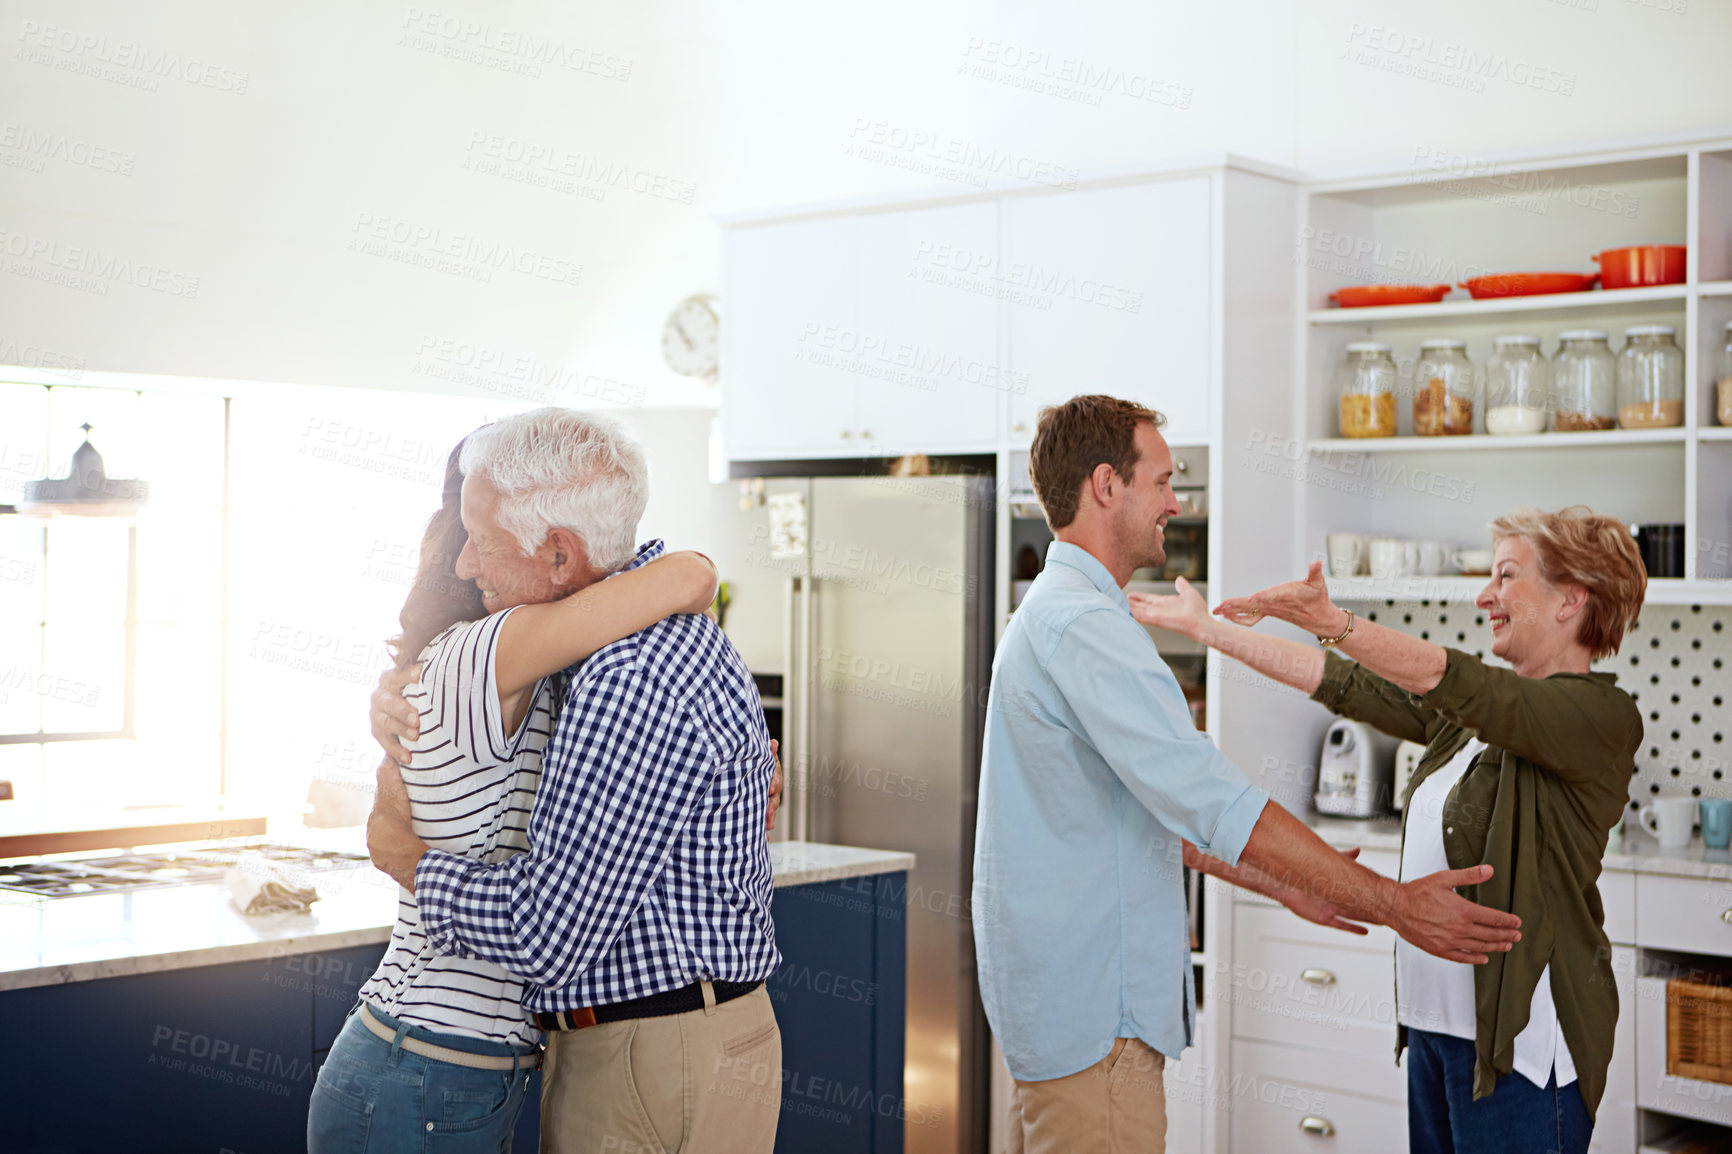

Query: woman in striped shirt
(308, 436), (721, 1153)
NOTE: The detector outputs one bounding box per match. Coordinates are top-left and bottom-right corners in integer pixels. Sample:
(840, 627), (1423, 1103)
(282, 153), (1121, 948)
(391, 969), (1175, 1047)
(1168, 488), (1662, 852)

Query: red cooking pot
(1593, 245), (1686, 289)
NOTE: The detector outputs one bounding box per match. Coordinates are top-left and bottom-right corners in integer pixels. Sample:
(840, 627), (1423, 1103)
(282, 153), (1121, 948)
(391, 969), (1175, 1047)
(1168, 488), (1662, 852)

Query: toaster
(1314, 719), (1400, 818)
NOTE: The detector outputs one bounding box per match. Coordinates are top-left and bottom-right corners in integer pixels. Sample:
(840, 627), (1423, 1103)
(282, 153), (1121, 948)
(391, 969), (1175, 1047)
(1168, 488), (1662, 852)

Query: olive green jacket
(1311, 648), (1642, 1121)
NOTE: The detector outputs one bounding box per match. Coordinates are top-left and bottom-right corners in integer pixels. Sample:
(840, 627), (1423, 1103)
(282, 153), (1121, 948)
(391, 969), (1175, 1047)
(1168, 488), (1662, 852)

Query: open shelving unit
(1294, 138), (1732, 598)
(1307, 283), (1689, 325)
(1236, 133), (1732, 1154)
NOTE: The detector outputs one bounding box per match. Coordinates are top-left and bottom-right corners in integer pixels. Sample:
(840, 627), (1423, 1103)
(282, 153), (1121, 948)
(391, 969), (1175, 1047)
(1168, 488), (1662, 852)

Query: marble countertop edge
(768, 841), (917, 887)
(0, 927), (396, 992)
(0, 842), (915, 992)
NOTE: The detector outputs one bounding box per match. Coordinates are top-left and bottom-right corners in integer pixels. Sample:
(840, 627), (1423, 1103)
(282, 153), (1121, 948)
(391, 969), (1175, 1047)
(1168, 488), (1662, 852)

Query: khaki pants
(540, 985), (781, 1154)
(1008, 1037), (1167, 1154)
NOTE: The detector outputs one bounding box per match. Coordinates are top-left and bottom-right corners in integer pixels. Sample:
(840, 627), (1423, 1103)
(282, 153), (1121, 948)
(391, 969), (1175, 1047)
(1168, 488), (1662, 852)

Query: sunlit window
(0, 378), (507, 825)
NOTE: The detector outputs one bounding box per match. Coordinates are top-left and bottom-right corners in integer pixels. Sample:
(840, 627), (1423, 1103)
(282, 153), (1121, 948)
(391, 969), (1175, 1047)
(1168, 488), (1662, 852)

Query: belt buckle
(566, 1006), (598, 1030)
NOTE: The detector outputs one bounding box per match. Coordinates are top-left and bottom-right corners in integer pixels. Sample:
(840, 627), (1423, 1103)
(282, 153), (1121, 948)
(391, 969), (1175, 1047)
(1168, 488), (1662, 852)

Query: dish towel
(225, 854), (320, 915)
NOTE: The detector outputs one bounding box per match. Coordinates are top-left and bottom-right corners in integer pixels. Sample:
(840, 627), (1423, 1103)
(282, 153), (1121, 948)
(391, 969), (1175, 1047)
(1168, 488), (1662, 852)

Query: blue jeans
(308, 1002), (538, 1154)
(1407, 1028), (1592, 1154)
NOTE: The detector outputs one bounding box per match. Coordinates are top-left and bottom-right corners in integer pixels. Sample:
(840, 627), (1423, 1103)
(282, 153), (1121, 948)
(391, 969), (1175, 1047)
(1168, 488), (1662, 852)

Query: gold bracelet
(1316, 608), (1355, 649)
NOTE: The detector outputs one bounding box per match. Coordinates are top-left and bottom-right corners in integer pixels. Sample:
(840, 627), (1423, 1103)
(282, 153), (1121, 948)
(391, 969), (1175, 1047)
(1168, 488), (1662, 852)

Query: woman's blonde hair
(1488, 506), (1646, 661)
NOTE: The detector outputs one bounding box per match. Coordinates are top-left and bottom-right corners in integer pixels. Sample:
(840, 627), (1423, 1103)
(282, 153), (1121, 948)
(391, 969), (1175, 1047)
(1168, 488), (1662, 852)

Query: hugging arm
(370, 551), (717, 761)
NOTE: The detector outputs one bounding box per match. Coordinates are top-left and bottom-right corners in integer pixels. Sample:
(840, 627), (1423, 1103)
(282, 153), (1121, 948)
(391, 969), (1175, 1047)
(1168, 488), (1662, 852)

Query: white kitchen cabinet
(1634, 872), (1732, 956)
(722, 202), (1000, 460)
(722, 216), (859, 459)
(1002, 177), (1213, 445)
(720, 163), (1237, 462)
(1230, 1038), (1408, 1154)
(854, 201), (1000, 451)
(1230, 903), (1400, 1055)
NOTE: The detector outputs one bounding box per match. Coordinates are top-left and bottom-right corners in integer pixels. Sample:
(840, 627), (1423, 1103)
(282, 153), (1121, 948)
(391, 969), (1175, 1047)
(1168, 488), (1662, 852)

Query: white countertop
(1307, 814), (1732, 882)
(0, 839), (914, 992)
(769, 840), (916, 887)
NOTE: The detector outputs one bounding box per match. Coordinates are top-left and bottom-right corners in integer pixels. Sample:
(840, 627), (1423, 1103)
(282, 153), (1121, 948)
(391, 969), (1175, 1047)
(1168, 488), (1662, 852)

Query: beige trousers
(540, 985), (781, 1154)
(1008, 1037), (1167, 1154)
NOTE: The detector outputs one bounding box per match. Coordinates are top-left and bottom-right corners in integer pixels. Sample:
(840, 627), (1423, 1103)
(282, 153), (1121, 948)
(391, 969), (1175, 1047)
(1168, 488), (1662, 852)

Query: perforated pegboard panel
(1356, 600), (1730, 815)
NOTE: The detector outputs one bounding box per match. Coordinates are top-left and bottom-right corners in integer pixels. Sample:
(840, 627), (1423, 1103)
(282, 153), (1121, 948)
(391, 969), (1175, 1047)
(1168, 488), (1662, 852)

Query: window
(0, 382), (226, 805)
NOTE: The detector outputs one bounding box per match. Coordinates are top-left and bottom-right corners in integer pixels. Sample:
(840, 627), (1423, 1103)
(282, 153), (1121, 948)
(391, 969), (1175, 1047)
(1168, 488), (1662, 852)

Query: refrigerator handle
(800, 574), (818, 843)
(783, 575), (809, 844)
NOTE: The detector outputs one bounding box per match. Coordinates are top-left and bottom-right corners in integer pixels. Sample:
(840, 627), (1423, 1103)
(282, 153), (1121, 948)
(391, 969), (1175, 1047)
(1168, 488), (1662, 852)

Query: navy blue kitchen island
(0, 841), (912, 1154)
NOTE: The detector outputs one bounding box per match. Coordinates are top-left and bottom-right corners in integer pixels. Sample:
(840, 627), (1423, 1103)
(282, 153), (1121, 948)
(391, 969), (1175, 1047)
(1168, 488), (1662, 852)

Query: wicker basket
(1667, 978), (1732, 1085)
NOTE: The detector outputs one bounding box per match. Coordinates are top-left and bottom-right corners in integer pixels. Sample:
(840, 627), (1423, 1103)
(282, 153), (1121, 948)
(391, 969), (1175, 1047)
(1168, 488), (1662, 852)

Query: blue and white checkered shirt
(415, 540), (781, 1012)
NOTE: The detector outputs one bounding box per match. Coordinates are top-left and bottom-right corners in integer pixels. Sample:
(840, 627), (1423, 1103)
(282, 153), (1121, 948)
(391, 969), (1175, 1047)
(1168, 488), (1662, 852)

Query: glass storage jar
(1719, 320), (1732, 427)
(1412, 339), (1475, 435)
(1549, 330), (1617, 431)
(1617, 325), (1684, 429)
(1337, 341), (1397, 438)
(1484, 335), (1549, 435)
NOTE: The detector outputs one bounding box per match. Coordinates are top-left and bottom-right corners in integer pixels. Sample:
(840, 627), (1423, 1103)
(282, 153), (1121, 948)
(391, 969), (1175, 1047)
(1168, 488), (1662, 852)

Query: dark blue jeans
(1407, 1028), (1592, 1154)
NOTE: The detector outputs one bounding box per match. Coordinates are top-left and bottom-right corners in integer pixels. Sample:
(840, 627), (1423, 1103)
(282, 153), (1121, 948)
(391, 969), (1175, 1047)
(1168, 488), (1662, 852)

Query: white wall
(0, 0), (1727, 410)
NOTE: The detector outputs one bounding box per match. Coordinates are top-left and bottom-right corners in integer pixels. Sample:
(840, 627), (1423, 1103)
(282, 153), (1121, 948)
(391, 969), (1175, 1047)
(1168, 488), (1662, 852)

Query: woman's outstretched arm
(1208, 563), (1448, 695)
(1129, 576), (1326, 693)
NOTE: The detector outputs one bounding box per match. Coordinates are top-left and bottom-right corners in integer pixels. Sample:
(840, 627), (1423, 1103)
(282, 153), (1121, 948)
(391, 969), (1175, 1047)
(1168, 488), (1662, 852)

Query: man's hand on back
(370, 664), (422, 764)
(368, 758), (429, 893)
(767, 739), (784, 833)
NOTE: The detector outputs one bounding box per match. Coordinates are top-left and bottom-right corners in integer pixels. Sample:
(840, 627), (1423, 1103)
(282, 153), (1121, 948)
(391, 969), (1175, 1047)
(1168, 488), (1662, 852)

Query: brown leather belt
(534, 980), (761, 1032)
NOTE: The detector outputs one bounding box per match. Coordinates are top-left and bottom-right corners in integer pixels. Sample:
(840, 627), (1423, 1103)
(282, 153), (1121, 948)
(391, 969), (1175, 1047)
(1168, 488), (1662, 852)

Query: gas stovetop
(0, 842), (370, 898)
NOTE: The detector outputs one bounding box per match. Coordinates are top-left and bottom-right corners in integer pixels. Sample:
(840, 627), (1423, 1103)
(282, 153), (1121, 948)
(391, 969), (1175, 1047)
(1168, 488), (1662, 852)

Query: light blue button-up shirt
(973, 541), (1270, 1081)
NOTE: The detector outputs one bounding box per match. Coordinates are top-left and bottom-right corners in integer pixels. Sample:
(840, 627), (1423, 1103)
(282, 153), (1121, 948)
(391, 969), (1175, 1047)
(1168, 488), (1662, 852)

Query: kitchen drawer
(1635, 873), (1732, 957)
(1231, 903), (1398, 1052)
(1601, 869), (1636, 945)
(1229, 1039), (1406, 1154)
(1635, 975), (1732, 1127)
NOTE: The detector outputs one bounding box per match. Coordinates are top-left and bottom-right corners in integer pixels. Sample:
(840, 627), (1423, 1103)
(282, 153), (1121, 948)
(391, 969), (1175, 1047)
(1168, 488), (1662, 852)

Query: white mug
(1641, 797), (1698, 849)
(1369, 538), (1418, 579)
(1452, 549), (1494, 574)
(1326, 534), (1368, 578)
(1416, 540), (1449, 576)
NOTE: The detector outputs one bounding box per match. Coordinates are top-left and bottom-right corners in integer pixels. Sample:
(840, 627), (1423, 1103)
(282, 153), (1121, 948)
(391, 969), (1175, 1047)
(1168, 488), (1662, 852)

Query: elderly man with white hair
(366, 407), (783, 1154)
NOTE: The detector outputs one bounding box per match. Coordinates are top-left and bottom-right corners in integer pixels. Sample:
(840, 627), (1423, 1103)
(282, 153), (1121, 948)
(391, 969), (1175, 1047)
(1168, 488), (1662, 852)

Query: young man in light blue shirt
(973, 394), (1523, 1152)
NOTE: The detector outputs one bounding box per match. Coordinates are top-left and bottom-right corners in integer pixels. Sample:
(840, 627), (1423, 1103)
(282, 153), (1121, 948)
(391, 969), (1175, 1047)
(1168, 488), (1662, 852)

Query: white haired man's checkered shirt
(414, 540), (781, 1011)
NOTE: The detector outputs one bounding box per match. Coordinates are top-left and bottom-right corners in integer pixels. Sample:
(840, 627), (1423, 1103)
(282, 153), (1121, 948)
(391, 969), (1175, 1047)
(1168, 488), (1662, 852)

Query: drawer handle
(1299, 1116), (1336, 1137)
(1300, 968), (1337, 986)
(1722, 909), (1732, 925)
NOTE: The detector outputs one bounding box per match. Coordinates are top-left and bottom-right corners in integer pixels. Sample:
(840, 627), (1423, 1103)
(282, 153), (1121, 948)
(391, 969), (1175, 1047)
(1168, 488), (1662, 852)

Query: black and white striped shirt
(355, 609), (550, 1046)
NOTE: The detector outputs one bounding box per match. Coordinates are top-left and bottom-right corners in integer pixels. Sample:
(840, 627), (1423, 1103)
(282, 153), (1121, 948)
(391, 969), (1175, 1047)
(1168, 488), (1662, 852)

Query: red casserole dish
(1458, 272), (1598, 299)
(1328, 284), (1451, 308)
(1593, 245), (1686, 289)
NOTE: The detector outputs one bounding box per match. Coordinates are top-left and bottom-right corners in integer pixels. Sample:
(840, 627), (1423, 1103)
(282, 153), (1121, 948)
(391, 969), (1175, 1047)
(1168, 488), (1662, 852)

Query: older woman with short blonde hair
(1130, 506), (1646, 1154)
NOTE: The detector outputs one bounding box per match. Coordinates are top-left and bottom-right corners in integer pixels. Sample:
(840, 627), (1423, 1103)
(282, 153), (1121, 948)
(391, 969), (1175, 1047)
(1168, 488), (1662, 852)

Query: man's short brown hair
(1028, 395), (1166, 529)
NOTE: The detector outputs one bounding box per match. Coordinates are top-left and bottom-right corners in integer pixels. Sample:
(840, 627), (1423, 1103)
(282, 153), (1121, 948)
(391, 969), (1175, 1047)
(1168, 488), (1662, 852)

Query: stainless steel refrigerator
(717, 472), (994, 1154)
